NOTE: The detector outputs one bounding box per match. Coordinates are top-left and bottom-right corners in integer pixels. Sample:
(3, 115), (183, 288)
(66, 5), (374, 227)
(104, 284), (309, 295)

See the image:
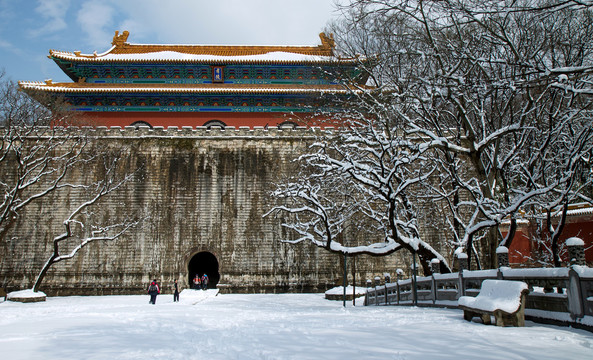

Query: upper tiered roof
(48, 31), (345, 64)
(21, 31), (367, 93)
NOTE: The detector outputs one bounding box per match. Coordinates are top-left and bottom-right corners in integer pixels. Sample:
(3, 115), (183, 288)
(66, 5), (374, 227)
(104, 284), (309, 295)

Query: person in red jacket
(147, 279), (160, 304)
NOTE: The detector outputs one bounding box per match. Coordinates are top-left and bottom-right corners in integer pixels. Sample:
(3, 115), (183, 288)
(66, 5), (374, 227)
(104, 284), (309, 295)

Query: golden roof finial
(112, 30), (130, 47)
(319, 33), (335, 51)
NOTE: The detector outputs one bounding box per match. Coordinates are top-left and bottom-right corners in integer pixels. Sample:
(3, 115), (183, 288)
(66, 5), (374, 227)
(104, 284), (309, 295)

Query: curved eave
(48, 53), (362, 66)
(19, 82), (362, 95)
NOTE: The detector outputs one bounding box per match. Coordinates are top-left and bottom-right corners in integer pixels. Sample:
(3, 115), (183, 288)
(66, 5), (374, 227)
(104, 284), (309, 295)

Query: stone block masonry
(0, 126), (446, 295)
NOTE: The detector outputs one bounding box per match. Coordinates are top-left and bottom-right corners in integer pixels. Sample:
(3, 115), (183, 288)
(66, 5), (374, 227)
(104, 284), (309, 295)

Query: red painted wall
(77, 111), (328, 129)
(505, 213), (593, 266)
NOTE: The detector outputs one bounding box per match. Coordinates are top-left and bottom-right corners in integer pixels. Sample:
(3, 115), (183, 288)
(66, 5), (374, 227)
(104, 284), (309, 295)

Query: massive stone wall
(0, 126), (449, 295)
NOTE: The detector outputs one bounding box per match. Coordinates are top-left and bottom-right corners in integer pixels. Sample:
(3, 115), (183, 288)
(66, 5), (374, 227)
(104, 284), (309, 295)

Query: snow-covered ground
(1, 290), (592, 360)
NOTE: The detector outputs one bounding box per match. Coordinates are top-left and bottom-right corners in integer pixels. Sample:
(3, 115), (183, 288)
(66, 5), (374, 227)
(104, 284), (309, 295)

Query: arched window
(278, 121), (298, 129)
(203, 120), (226, 129)
(130, 121), (153, 129)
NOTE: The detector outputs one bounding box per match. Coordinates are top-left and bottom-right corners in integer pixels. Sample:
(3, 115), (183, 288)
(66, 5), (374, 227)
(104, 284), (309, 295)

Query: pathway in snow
(178, 288), (219, 305)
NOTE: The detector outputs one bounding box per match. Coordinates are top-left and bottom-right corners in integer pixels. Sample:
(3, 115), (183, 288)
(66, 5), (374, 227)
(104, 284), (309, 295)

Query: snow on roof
(49, 50), (338, 64)
(566, 206), (593, 216)
(500, 203), (593, 225)
(47, 31), (359, 65)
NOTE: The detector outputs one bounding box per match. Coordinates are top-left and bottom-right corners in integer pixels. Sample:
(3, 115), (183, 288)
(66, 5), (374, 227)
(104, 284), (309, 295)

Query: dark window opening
(203, 120), (226, 129)
(278, 121), (298, 129)
(130, 121), (153, 129)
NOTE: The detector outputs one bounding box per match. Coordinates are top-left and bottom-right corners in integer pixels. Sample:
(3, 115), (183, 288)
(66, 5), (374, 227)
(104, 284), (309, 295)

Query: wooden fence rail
(364, 266), (593, 330)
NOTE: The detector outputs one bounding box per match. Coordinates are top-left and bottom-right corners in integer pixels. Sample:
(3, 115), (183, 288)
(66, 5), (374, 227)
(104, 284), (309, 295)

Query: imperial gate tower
(2, 32), (410, 295)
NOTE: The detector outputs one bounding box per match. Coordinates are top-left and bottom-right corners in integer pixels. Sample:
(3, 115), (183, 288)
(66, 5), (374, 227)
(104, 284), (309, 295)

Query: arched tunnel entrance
(188, 252), (220, 289)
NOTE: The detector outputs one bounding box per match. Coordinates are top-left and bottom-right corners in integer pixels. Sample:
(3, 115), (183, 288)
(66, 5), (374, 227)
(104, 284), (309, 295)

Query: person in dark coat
(201, 274), (209, 290)
(173, 279), (179, 302)
(147, 279), (160, 304)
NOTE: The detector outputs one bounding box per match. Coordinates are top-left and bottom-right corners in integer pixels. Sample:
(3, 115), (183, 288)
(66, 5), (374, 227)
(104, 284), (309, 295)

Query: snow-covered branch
(324, 0), (593, 269)
(32, 153), (142, 292)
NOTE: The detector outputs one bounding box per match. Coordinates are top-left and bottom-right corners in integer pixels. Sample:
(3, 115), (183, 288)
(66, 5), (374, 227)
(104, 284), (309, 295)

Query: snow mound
(325, 285), (367, 300)
(325, 285), (367, 296)
(7, 289), (47, 303)
(566, 237), (584, 246)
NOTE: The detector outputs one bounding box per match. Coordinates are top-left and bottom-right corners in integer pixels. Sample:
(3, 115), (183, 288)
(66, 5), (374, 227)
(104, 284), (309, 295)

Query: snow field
(0, 292), (592, 359)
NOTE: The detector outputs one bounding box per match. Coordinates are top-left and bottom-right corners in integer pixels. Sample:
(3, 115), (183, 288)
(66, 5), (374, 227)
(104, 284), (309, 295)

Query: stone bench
(458, 279), (529, 327)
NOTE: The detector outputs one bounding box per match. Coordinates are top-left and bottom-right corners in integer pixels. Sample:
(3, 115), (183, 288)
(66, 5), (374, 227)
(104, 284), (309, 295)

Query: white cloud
(0, 0), (15, 24)
(76, 1), (116, 51)
(30, 0), (71, 36)
(0, 38), (23, 55)
(105, 0), (338, 46)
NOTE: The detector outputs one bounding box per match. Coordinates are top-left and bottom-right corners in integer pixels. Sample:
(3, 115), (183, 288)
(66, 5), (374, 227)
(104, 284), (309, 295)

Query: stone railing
(364, 267), (593, 330)
(365, 241), (592, 330)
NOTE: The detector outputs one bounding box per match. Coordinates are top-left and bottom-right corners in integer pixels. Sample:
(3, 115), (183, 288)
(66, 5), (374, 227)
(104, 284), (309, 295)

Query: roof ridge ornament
(112, 30), (130, 47)
(319, 33), (335, 53)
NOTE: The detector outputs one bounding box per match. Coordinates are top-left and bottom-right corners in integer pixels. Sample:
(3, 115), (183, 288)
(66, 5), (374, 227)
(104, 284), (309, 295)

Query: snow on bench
(458, 279), (529, 327)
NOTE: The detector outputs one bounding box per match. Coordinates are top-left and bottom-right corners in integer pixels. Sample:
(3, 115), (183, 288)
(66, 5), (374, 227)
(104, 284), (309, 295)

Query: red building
(501, 203), (593, 266)
(19, 31), (368, 129)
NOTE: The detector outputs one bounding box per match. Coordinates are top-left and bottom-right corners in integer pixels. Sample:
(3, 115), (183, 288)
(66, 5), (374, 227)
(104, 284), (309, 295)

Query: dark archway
(130, 121), (153, 129)
(188, 252), (220, 289)
(203, 119), (226, 129)
(278, 121), (298, 129)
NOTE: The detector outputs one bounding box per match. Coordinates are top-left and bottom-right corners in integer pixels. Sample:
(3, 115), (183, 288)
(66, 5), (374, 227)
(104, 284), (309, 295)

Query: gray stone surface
(0, 127), (448, 295)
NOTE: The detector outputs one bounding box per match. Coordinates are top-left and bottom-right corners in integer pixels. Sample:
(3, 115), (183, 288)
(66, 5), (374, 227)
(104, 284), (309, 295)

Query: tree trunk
(466, 233), (473, 270)
(33, 232), (66, 292)
(33, 255), (57, 292)
(550, 202), (569, 268)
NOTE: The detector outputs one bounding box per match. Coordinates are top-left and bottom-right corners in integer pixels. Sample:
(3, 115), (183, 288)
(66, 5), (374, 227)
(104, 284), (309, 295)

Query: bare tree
(321, 0), (593, 269)
(1, 74), (141, 292)
(33, 153), (140, 292)
(0, 74), (92, 243)
(267, 111), (451, 274)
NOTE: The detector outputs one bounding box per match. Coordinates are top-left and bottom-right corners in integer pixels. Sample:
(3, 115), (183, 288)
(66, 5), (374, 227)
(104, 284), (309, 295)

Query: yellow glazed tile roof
(47, 31), (356, 64)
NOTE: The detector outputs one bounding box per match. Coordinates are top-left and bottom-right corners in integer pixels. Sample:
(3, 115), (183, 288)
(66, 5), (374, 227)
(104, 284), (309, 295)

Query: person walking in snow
(147, 279), (160, 304)
(201, 274), (209, 290)
(193, 274), (201, 290)
(173, 279), (179, 302)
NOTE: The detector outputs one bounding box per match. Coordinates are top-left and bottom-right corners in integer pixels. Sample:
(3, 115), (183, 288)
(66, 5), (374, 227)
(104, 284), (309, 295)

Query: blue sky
(0, 0), (340, 83)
